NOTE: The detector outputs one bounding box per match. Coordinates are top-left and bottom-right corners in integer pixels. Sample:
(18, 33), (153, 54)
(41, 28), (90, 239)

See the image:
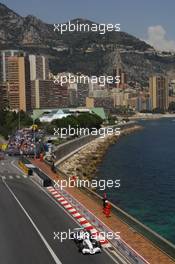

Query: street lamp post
(32, 117), (37, 159)
(18, 109), (21, 130)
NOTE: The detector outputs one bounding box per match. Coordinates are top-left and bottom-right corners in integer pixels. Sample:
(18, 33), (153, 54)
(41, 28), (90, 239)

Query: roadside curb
(47, 186), (111, 248)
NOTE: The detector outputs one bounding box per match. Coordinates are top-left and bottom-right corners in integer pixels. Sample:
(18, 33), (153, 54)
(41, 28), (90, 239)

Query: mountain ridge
(0, 3), (175, 84)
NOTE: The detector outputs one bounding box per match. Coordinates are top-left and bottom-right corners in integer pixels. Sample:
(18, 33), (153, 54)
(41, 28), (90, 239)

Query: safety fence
(18, 159), (33, 176)
(54, 122), (136, 161)
(54, 183), (150, 264)
(55, 168), (175, 261)
(19, 157), (52, 187)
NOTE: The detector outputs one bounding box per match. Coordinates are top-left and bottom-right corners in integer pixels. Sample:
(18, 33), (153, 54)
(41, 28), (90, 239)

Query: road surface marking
(72, 212), (80, 217)
(16, 175), (20, 179)
(77, 217), (86, 222)
(91, 228), (98, 233)
(9, 176), (13, 179)
(57, 197), (64, 201)
(2, 176), (6, 180)
(54, 194), (61, 198)
(51, 191), (58, 195)
(31, 179), (122, 264)
(82, 222), (91, 228)
(47, 188), (112, 248)
(60, 200), (68, 205)
(11, 160), (24, 174)
(3, 180), (62, 264)
(64, 204), (72, 209)
(68, 208), (76, 213)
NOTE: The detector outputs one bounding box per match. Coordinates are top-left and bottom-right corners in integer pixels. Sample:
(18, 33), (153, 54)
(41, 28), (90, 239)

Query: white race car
(71, 228), (102, 255)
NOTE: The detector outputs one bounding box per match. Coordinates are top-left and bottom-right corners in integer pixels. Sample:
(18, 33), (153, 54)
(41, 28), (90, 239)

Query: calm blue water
(97, 118), (175, 245)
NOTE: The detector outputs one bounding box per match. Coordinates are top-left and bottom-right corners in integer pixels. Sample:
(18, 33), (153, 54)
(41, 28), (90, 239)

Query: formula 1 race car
(70, 228), (102, 255)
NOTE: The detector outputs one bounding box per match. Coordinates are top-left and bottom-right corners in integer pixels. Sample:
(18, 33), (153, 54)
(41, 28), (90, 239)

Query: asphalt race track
(0, 156), (118, 264)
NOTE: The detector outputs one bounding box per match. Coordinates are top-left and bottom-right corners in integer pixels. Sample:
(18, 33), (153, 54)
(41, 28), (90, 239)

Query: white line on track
(5, 162), (124, 263)
(2, 179), (62, 264)
(6, 161), (128, 263)
(30, 179), (122, 264)
(11, 160), (24, 174)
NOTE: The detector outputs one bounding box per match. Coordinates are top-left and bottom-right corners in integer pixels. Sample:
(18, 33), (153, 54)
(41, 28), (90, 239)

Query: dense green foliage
(0, 110), (33, 139)
(168, 102), (175, 112)
(44, 113), (103, 135)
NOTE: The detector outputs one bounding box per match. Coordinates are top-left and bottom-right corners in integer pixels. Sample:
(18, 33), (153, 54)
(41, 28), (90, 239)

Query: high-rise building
(77, 83), (89, 106)
(0, 50), (25, 83)
(86, 96), (114, 113)
(68, 83), (78, 107)
(6, 56), (31, 111)
(149, 76), (168, 110)
(68, 89), (78, 107)
(112, 48), (127, 89)
(31, 80), (69, 109)
(29, 55), (49, 81)
(0, 83), (9, 108)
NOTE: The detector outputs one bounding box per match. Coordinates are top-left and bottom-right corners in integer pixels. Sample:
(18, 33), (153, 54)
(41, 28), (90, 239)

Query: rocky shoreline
(60, 125), (143, 183)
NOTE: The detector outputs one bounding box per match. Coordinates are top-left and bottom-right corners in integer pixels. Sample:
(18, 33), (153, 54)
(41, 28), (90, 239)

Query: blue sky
(1, 0), (175, 50)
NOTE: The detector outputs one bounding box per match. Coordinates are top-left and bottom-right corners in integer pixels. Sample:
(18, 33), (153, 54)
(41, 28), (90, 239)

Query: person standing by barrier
(103, 199), (108, 214)
(105, 201), (111, 218)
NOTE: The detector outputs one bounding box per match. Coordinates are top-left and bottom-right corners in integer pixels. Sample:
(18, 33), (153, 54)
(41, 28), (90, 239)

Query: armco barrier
(18, 160), (33, 176)
(19, 158), (52, 187)
(54, 184), (149, 264)
(44, 154), (175, 261)
(32, 168), (52, 187)
(54, 122), (136, 161)
(53, 146), (175, 262)
(32, 171), (45, 187)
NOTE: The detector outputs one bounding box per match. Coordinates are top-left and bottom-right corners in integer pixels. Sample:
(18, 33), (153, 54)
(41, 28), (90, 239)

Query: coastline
(31, 121), (175, 262)
(60, 124), (143, 184)
(130, 113), (175, 120)
(32, 156), (175, 263)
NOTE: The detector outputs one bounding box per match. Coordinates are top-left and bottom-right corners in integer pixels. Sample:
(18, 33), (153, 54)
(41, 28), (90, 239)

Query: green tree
(168, 102), (175, 112)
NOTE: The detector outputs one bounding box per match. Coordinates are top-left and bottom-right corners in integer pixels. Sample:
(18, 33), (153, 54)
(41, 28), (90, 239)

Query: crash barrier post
(44, 160), (175, 261)
(43, 161), (149, 263)
(32, 168), (52, 187)
(18, 160), (33, 176)
(32, 171), (45, 187)
(19, 158), (52, 187)
(54, 184), (149, 264)
(54, 167), (175, 261)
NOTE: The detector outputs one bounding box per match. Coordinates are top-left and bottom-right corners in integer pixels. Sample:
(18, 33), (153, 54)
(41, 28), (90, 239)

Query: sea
(96, 118), (175, 245)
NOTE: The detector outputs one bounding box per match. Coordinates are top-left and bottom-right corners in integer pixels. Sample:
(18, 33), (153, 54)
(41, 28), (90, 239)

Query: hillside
(0, 3), (175, 84)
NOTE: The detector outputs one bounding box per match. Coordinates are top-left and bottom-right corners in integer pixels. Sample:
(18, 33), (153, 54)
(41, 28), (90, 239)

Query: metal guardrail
(55, 168), (175, 261)
(54, 182), (149, 264)
(52, 125), (175, 261)
(54, 122), (136, 161)
(38, 160), (149, 264)
(20, 157), (52, 187)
